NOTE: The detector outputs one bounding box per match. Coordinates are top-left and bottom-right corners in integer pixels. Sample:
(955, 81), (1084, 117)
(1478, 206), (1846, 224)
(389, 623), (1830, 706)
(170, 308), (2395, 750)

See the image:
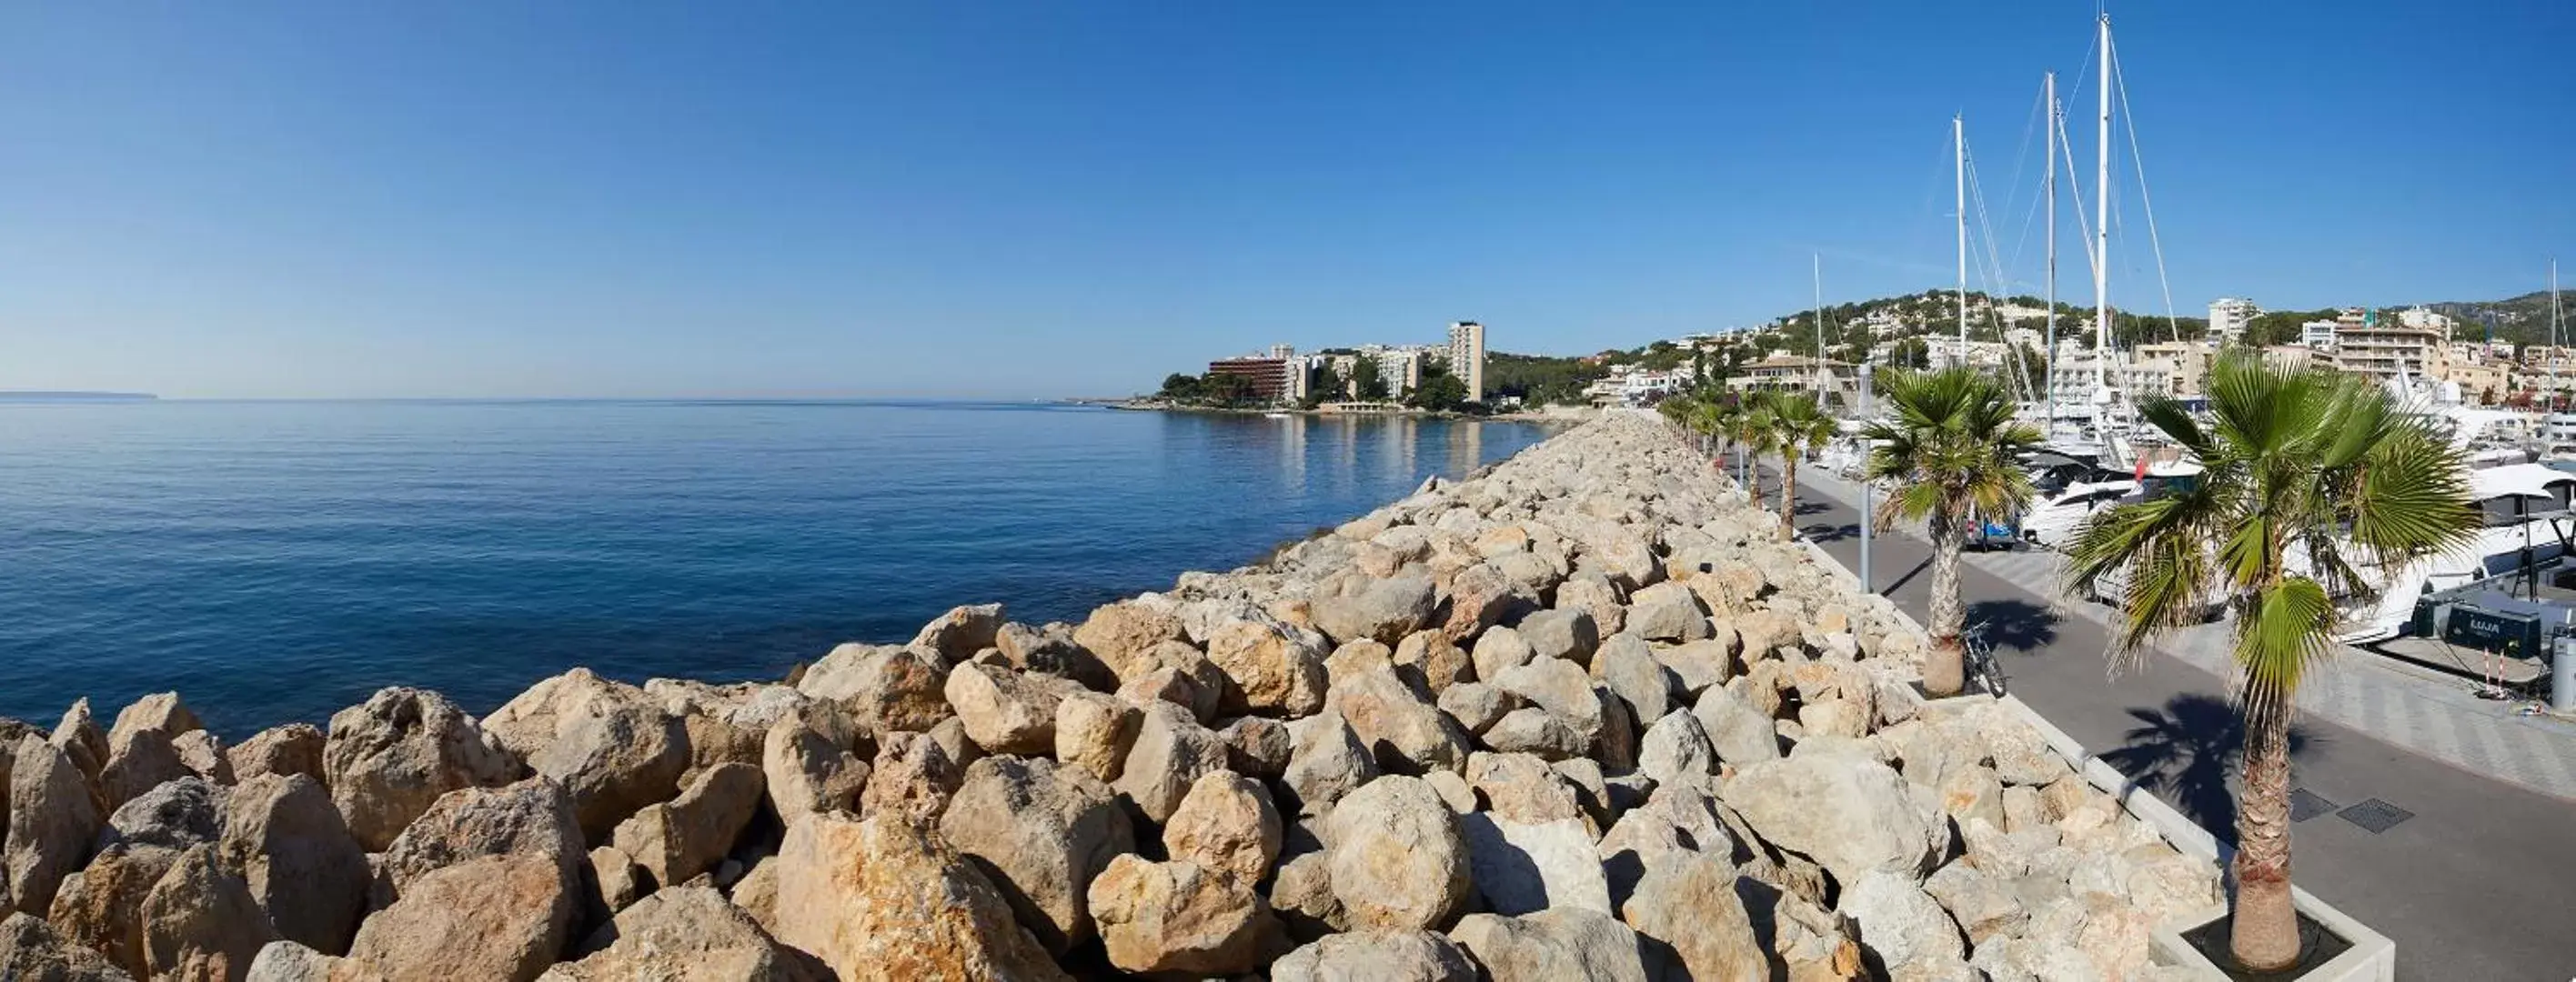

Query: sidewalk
(1801, 466), (2576, 802)
(1777, 463), (2576, 982)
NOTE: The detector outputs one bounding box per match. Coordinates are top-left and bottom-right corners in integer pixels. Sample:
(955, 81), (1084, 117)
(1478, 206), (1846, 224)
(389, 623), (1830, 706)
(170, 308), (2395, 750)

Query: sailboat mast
(2044, 71), (2058, 426)
(1955, 115), (1968, 360)
(1813, 253), (1827, 404)
(2092, 14), (2112, 392)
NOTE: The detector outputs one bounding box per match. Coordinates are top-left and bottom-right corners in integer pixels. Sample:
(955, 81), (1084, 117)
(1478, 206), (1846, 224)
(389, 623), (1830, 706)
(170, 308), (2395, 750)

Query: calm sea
(0, 400), (1552, 736)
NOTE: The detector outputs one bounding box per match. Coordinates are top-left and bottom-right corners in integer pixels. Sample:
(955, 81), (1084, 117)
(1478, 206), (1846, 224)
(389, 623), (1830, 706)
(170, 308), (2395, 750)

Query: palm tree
(1729, 395), (1778, 511)
(2062, 354), (2478, 971)
(1765, 392), (1839, 536)
(1692, 398), (1732, 471)
(1859, 367), (2042, 696)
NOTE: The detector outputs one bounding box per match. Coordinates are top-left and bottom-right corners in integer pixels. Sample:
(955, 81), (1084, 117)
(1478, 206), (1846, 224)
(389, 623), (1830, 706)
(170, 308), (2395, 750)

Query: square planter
(2148, 889), (2395, 982)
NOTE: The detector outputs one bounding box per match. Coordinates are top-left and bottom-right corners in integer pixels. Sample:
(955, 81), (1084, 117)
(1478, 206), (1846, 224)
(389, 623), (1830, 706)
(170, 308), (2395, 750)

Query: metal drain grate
(2338, 798), (2414, 834)
(2288, 788), (2338, 822)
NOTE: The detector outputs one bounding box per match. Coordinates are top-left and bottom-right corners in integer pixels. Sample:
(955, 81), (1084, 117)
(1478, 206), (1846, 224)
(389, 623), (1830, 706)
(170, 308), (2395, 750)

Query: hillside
(2421, 291), (2566, 346)
(1484, 286), (2554, 406)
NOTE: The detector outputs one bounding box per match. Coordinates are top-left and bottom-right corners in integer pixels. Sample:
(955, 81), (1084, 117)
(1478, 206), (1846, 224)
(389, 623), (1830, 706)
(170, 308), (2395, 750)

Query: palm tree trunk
(1745, 452), (1763, 510)
(1777, 452), (1799, 538)
(2230, 708), (2301, 970)
(1923, 509), (1967, 696)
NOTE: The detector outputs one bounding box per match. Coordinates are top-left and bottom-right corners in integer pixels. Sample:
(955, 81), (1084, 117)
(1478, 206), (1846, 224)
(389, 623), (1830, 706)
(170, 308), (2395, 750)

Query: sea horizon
(0, 399), (1553, 736)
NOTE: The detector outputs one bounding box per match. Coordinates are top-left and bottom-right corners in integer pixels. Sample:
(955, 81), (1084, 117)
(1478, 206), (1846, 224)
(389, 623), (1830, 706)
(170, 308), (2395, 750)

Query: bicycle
(1961, 620), (2007, 696)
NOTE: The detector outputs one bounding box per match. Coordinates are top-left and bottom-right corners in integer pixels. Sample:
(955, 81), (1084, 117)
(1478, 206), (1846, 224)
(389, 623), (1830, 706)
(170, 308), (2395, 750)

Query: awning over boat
(2468, 463), (2576, 502)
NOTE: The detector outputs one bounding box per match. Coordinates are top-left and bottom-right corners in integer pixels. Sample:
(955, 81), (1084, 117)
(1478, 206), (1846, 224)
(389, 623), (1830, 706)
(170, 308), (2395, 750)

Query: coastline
(1085, 396), (1600, 426)
(0, 415), (2226, 980)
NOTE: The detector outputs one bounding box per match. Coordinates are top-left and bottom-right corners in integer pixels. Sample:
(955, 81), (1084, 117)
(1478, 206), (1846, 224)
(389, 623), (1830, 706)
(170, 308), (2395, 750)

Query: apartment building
(1445, 321), (1487, 402)
(2329, 309), (2446, 383)
(2209, 297), (2259, 346)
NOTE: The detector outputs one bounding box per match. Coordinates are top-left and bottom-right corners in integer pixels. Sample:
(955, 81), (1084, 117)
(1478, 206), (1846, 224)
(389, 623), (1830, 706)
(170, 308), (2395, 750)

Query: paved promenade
(1777, 464), (2576, 982)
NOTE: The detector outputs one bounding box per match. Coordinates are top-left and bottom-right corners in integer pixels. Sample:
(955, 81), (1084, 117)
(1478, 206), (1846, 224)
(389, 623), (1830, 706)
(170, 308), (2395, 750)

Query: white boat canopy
(2467, 462), (2576, 502)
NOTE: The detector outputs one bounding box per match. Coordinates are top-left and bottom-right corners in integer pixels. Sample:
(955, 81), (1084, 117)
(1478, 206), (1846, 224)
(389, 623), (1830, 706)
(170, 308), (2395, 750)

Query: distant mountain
(2420, 291), (2567, 346)
(0, 391), (157, 402)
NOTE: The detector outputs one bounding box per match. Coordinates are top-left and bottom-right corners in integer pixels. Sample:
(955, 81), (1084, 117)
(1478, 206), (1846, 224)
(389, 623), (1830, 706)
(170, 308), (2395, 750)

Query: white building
(2300, 317), (2340, 350)
(2209, 297), (2259, 346)
(2396, 306), (2457, 334)
(1445, 321), (1487, 403)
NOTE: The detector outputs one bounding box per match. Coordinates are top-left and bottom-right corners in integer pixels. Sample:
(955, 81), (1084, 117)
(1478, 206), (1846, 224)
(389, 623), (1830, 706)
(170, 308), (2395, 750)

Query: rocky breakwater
(0, 414), (2221, 981)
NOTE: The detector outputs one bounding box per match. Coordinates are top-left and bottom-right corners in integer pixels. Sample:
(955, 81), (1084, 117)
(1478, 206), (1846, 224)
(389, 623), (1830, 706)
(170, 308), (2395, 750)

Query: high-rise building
(1446, 321), (1487, 403)
(2209, 297), (2259, 345)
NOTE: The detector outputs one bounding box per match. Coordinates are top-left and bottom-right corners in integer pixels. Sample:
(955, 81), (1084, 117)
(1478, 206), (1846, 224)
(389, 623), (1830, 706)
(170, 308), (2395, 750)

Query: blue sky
(2, 3), (2568, 398)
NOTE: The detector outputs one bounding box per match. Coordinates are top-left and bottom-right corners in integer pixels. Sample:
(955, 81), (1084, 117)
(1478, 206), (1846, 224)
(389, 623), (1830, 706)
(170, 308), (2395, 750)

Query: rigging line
(1966, 145), (2016, 299)
(1997, 80), (2048, 275)
(2112, 35), (2185, 346)
(2056, 98), (2099, 299)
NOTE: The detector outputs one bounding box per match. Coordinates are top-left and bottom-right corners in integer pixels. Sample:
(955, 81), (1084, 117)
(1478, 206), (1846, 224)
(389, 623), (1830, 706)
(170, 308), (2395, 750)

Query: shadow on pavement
(1967, 597), (2060, 655)
(1802, 522), (1860, 543)
(2098, 693), (2319, 843)
(1793, 500), (1832, 516)
(1882, 555), (1934, 596)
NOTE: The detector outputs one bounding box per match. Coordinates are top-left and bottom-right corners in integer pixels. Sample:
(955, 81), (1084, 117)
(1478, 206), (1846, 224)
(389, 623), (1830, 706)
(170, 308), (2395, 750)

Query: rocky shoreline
(1, 415), (2219, 981)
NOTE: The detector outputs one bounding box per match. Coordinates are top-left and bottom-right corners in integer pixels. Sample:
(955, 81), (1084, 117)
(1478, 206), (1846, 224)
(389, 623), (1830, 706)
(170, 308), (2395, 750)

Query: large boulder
(1110, 703), (1230, 824)
(644, 679), (810, 785)
(936, 756), (1135, 954)
(1460, 814), (1612, 917)
(770, 812), (1068, 981)
(1515, 609), (1600, 666)
(1325, 665), (1468, 776)
(541, 884), (808, 981)
(322, 687), (521, 852)
(226, 726), (327, 787)
(97, 729), (191, 814)
(942, 664), (1072, 757)
(1072, 601), (1187, 680)
(1270, 929), (1478, 982)
(345, 853), (574, 982)
(1281, 713), (1377, 817)
(1313, 576), (1438, 646)
(140, 844), (277, 982)
(1, 911), (133, 982)
(1840, 867), (1967, 970)
(106, 694), (200, 751)
(1322, 777), (1471, 931)
(478, 670), (692, 844)
(1689, 685), (1779, 766)
(793, 644), (952, 736)
(911, 603), (1006, 663)
(1162, 772), (1282, 885)
(1592, 634), (1670, 726)
(243, 940), (385, 981)
(858, 730), (964, 827)
(1052, 692), (1138, 785)
(760, 711), (869, 827)
(1619, 852), (1763, 982)
(1086, 855), (1284, 977)
(1447, 908), (1650, 982)
(609, 762), (762, 889)
(217, 775), (369, 956)
(1469, 627), (1536, 686)
(1623, 583), (1709, 643)
(1635, 710), (1716, 787)
(1203, 619), (1329, 716)
(45, 842), (175, 978)
(376, 777), (581, 905)
(6, 736), (104, 917)
(49, 700), (109, 787)
(103, 777), (226, 852)
(1719, 750), (1940, 886)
